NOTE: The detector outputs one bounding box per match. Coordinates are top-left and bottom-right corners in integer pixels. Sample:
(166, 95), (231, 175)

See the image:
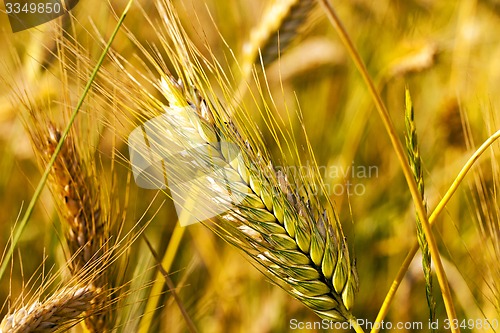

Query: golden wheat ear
(101, 0), (361, 326)
(17, 87), (111, 330)
(0, 283), (101, 333)
(41, 123), (104, 274)
(21, 119), (109, 332)
(241, 0), (316, 73)
(124, 73), (360, 324)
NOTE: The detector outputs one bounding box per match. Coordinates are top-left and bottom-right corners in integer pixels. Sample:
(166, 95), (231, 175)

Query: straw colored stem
(143, 236), (197, 333)
(139, 223), (185, 333)
(349, 317), (366, 333)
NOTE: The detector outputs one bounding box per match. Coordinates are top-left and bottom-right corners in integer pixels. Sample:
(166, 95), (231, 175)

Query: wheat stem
(430, 130), (500, 226)
(143, 236), (198, 333)
(373, 129), (500, 331)
(349, 318), (365, 333)
(317, 1), (459, 330)
(139, 223), (185, 333)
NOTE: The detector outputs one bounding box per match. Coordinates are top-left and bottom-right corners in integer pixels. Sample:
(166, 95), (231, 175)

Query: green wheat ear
(101, 0), (362, 328)
(404, 87), (436, 329)
(153, 73), (360, 323)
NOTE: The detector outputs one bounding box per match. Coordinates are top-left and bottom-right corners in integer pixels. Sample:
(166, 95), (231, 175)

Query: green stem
(0, 0), (134, 281)
(317, 0), (459, 331)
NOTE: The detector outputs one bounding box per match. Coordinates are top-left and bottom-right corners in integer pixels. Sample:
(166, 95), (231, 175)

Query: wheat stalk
(0, 284), (100, 333)
(318, 1), (460, 330)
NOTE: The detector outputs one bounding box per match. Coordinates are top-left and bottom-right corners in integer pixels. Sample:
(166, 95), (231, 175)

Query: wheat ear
(241, 0), (316, 75)
(109, 0), (359, 326)
(132, 76), (360, 323)
(45, 124), (108, 332)
(28, 122), (108, 332)
(42, 124), (104, 273)
(404, 88), (436, 326)
(0, 284), (100, 333)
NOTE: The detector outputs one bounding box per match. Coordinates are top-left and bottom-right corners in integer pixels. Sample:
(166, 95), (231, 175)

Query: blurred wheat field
(0, 0), (499, 332)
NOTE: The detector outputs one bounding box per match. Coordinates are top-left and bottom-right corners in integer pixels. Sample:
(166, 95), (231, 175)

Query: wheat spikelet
(241, 0), (316, 74)
(0, 284), (100, 333)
